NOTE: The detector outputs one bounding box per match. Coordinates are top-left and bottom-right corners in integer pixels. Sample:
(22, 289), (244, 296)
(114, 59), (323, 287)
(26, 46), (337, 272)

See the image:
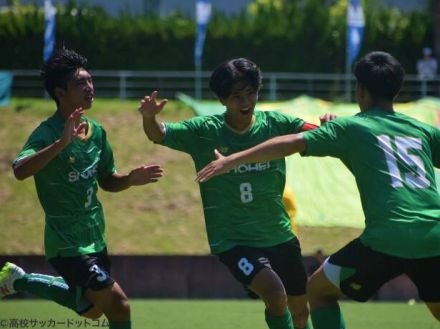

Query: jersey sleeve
(267, 111), (305, 134)
(97, 125), (117, 179)
(160, 117), (203, 154)
(12, 124), (53, 167)
(301, 119), (348, 158)
(430, 126), (440, 168)
(301, 122), (319, 131)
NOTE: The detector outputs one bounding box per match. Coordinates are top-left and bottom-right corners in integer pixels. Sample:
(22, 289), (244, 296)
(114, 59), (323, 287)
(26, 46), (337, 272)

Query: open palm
(138, 90), (168, 118)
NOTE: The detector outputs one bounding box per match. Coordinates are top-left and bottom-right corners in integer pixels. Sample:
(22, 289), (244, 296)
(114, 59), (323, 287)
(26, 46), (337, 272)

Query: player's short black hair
(209, 58), (262, 99)
(354, 51), (404, 101)
(40, 47), (88, 105)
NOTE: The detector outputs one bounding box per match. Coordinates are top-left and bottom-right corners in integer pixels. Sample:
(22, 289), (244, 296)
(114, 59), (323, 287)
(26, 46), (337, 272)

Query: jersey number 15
(377, 135), (430, 189)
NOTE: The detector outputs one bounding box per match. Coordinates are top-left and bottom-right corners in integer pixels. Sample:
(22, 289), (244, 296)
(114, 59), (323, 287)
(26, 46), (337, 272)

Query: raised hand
(319, 113), (337, 124)
(196, 149), (231, 183)
(60, 107), (88, 147)
(138, 91), (168, 118)
(128, 164), (164, 186)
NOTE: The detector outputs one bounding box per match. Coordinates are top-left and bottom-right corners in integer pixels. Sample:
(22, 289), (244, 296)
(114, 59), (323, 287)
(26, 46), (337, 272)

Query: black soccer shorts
(327, 238), (440, 302)
(218, 238), (308, 296)
(49, 248), (115, 294)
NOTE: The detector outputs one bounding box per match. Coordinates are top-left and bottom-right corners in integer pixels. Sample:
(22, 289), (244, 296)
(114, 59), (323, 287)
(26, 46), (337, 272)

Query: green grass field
(0, 97), (362, 256)
(0, 300), (437, 329)
(0, 96), (436, 329)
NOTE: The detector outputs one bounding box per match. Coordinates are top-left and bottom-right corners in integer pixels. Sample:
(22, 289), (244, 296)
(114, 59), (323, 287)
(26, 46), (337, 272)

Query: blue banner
(194, 0), (212, 68)
(43, 0), (56, 62)
(347, 0), (364, 66)
(0, 72), (12, 107)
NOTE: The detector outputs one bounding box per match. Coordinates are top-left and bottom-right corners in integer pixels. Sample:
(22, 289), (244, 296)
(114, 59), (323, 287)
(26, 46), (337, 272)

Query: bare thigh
(85, 282), (130, 322)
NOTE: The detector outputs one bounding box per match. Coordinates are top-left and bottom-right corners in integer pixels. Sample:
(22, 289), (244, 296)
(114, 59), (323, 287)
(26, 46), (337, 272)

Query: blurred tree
(0, 0), (435, 73)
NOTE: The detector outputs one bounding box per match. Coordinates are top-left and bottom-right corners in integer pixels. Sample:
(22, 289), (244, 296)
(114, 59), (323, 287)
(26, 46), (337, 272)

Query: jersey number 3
(377, 135), (430, 188)
(85, 187), (94, 208)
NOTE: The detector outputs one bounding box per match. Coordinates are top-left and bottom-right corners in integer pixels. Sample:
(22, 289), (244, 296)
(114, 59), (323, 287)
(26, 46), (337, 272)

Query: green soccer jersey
(161, 110), (305, 254)
(13, 111), (116, 259)
(303, 108), (440, 258)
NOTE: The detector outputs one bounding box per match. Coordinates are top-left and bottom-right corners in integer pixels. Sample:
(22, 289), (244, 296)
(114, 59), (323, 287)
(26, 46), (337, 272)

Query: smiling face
(220, 82), (258, 130)
(56, 68), (94, 112)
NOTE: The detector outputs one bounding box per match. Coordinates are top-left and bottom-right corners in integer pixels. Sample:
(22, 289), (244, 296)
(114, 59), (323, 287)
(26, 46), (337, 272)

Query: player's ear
(54, 87), (66, 100)
(356, 83), (367, 101)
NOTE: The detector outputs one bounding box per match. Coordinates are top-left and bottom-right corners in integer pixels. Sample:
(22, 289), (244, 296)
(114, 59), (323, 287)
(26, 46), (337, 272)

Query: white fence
(10, 69), (439, 102)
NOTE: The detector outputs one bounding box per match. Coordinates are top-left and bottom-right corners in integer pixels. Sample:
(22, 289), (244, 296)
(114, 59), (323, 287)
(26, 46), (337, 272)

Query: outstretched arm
(139, 90), (168, 143)
(196, 133), (306, 183)
(301, 113), (336, 132)
(99, 163), (164, 192)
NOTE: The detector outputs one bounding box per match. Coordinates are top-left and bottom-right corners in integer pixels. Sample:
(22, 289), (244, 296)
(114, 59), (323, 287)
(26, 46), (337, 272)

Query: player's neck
(56, 105), (76, 120)
(363, 100), (394, 113)
(225, 115), (256, 134)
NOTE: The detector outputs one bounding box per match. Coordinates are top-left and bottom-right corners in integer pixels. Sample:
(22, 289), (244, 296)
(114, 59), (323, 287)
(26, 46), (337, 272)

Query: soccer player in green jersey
(0, 48), (163, 329)
(139, 58), (329, 329)
(196, 51), (440, 328)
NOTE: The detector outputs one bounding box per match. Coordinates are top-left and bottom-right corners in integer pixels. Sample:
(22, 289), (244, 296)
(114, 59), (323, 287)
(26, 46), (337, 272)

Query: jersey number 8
(240, 182), (254, 203)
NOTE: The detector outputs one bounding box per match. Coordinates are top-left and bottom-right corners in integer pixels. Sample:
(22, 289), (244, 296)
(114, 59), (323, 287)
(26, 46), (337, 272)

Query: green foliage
(0, 0), (433, 73)
(362, 0), (431, 71)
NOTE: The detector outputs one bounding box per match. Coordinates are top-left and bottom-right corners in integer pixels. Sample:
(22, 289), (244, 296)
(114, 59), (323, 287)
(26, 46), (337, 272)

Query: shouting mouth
(240, 108), (252, 115)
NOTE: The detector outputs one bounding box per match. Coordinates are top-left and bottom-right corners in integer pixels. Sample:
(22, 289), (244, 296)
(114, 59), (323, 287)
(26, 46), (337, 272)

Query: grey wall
(0, 255), (418, 301)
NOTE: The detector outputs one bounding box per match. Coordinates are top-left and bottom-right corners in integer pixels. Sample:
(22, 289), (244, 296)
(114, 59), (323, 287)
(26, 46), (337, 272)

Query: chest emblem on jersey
(68, 156), (75, 164)
(218, 146), (229, 154)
